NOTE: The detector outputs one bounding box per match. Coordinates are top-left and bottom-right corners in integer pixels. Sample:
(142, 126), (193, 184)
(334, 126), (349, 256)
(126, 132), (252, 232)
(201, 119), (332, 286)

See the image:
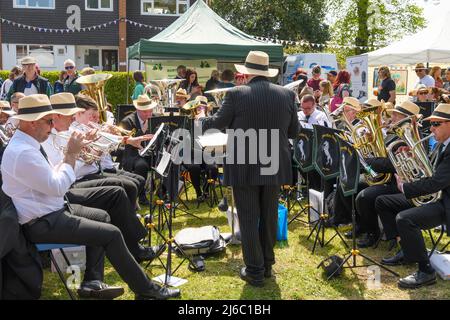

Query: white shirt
(23, 83), (38, 96)
(1, 130), (76, 225)
(106, 111), (115, 125)
(414, 75), (435, 89)
(442, 137), (450, 153)
(297, 109), (331, 129)
(138, 113), (149, 133)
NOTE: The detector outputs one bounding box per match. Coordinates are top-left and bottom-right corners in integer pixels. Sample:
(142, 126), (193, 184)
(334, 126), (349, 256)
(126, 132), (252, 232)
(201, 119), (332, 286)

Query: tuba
(76, 73), (112, 124)
(386, 116), (441, 207)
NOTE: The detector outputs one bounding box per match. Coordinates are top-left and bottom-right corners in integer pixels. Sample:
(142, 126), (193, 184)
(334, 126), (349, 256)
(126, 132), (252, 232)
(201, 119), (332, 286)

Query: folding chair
(36, 244), (79, 300)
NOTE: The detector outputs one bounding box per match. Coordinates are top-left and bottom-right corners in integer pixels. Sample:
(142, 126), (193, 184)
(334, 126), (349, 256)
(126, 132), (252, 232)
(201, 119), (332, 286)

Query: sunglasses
(65, 66), (75, 70)
(430, 121), (450, 127)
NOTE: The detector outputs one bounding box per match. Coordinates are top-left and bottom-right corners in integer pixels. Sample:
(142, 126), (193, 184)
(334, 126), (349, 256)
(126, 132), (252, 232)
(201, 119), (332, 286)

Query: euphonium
(76, 73), (112, 124)
(386, 116), (441, 207)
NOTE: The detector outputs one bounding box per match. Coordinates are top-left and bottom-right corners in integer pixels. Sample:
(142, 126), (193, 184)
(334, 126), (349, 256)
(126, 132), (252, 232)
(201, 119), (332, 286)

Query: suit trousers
(376, 193), (445, 262)
(103, 168), (146, 195)
(232, 185), (279, 279)
(23, 209), (152, 294)
(356, 183), (398, 234)
(66, 186), (147, 258)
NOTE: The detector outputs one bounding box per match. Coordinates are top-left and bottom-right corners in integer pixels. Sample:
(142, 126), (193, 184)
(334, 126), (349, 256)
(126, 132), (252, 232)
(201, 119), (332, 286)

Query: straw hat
(414, 63), (428, 71)
(364, 98), (383, 108)
(392, 101), (421, 117)
(0, 101), (16, 116)
(21, 56), (37, 65)
(195, 95), (208, 105)
(235, 51), (279, 78)
(411, 84), (430, 96)
(176, 88), (190, 99)
(133, 94), (158, 111)
(50, 93), (84, 116)
(341, 97), (362, 111)
(13, 94), (57, 121)
(424, 104), (450, 122)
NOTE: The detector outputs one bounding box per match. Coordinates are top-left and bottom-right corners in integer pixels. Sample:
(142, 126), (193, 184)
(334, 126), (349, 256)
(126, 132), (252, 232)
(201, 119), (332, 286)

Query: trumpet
(70, 122), (123, 150)
(86, 121), (135, 137)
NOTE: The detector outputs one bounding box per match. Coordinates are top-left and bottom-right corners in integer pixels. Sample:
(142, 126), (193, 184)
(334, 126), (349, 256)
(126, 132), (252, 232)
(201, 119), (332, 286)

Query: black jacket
(7, 75), (51, 101)
(403, 145), (450, 235)
(120, 112), (149, 170)
(0, 189), (43, 300)
(201, 76), (299, 186)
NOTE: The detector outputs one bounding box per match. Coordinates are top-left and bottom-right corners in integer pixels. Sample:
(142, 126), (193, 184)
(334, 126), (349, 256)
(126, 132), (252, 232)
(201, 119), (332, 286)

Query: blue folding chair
(36, 244), (79, 300)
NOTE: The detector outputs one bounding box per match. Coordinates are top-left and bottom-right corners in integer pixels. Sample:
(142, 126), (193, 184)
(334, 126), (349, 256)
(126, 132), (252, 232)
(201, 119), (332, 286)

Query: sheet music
(196, 132), (228, 148)
(156, 150), (171, 177)
(139, 123), (165, 157)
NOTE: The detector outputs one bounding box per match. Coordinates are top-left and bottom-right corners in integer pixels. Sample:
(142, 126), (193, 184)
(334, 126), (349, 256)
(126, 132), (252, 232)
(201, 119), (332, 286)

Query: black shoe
(135, 283), (181, 300)
(398, 271), (437, 289)
(77, 280), (124, 300)
(135, 244), (166, 264)
(381, 250), (405, 266)
(264, 266), (272, 278)
(239, 267), (264, 287)
(357, 233), (379, 248)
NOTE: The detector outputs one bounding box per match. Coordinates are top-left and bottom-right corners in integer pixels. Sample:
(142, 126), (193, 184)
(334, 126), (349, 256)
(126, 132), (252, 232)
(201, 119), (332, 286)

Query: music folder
(196, 132), (228, 149)
(139, 123), (165, 157)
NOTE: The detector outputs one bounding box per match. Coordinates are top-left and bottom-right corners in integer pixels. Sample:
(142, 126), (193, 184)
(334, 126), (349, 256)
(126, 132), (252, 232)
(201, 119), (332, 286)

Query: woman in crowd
(53, 70), (67, 94)
(330, 70), (351, 112)
(205, 70), (220, 92)
(0, 66), (22, 100)
(180, 69), (200, 95)
(430, 66), (443, 88)
(132, 71), (146, 100)
(318, 80), (334, 106)
(377, 66), (396, 104)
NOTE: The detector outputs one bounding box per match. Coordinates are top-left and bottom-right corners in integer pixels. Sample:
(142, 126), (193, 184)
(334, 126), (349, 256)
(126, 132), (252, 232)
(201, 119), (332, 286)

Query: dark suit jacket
(403, 146), (450, 235)
(201, 76), (299, 186)
(0, 189), (43, 300)
(120, 111), (149, 171)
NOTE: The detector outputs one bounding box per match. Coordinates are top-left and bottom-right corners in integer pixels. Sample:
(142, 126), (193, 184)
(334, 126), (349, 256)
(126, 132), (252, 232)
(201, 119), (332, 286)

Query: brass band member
(374, 104), (450, 289)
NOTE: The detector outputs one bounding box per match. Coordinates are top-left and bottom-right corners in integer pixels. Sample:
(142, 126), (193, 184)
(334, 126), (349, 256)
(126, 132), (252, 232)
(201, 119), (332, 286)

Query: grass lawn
(40, 188), (450, 300)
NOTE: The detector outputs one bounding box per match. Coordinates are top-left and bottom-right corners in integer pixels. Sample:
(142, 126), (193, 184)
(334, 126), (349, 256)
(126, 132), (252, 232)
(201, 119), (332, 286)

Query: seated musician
(374, 103), (450, 289)
(356, 101), (422, 248)
(1, 94), (179, 300)
(42, 93), (164, 264)
(175, 88), (190, 107)
(120, 94), (157, 204)
(0, 101), (16, 125)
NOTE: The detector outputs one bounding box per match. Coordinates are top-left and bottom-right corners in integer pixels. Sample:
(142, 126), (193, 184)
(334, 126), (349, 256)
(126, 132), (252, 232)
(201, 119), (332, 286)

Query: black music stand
(306, 125), (348, 254)
(325, 136), (399, 279)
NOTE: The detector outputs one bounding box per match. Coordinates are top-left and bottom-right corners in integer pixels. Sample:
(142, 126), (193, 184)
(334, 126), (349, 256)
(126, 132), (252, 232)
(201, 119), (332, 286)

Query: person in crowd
(318, 80), (333, 106)
(196, 51), (299, 287)
(204, 70), (220, 92)
(234, 73), (247, 86)
(307, 65), (323, 92)
(0, 66), (22, 100)
(54, 70), (67, 94)
(414, 63), (435, 88)
(0, 101), (15, 125)
(180, 69), (200, 95)
(217, 69), (235, 89)
(330, 70), (351, 112)
(374, 103), (450, 289)
(175, 65), (187, 80)
(292, 68), (307, 82)
(430, 66), (443, 88)
(132, 71), (146, 100)
(5, 92), (25, 129)
(6, 56), (52, 101)
(175, 88), (190, 107)
(327, 70), (337, 85)
(298, 94), (331, 128)
(412, 84), (432, 103)
(443, 67), (450, 91)
(63, 59), (82, 95)
(377, 66), (396, 104)
(1, 94), (179, 300)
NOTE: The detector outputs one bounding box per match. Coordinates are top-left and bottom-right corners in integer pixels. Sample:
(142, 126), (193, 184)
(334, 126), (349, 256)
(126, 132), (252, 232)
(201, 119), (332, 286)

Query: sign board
(346, 55), (369, 102)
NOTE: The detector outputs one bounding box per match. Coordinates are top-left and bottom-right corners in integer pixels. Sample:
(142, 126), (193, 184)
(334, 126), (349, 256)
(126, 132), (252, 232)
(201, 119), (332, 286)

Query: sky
(415, 0), (450, 22)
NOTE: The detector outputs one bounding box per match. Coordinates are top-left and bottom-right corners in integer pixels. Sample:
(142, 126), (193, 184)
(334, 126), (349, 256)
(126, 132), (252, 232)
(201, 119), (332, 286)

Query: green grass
(40, 188), (450, 300)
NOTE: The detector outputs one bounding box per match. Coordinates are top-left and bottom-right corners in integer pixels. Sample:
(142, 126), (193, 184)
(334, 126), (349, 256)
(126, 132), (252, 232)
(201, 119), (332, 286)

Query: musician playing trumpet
(375, 104), (450, 289)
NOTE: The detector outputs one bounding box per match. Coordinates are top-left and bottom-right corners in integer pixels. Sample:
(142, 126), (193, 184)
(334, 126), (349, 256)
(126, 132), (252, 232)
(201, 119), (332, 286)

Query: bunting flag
(0, 17), (166, 33)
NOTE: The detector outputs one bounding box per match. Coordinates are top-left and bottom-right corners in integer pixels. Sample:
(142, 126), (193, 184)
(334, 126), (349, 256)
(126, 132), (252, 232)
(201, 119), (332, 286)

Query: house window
(14, 0), (55, 9)
(16, 45), (55, 67)
(86, 0), (113, 11)
(141, 0), (190, 16)
(84, 49), (100, 69)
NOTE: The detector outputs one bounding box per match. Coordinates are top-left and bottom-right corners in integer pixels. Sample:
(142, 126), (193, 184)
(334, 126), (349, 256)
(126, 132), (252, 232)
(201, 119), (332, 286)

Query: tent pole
(126, 57), (130, 104)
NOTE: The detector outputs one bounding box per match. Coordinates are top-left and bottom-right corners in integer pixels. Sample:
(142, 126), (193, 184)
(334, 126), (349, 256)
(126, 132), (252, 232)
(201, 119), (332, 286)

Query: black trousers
(184, 164), (219, 197)
(73, 174), (138, 208)
(356, 183), (398, 234)
(233, 185), (279, 279)
(104, 168), (146, 195)
(376, 193), (445, 263)
(333, 181), (368, 224)
(23, 208), (152, 294)
(66, 186), (147, 258)
(124, 156), (150, 181)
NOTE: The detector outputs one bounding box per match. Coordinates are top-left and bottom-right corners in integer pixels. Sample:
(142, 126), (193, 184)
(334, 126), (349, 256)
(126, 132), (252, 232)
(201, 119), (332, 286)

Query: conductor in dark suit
(375, 103), (450, 289)
(196, 51), (299, 287)
(120, 95), (156, 204)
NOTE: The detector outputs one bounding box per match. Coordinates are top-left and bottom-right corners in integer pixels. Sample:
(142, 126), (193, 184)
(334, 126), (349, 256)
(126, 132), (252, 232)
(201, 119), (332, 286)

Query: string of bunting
(253, 36), (382, 51)
(0, 17), (166, 33)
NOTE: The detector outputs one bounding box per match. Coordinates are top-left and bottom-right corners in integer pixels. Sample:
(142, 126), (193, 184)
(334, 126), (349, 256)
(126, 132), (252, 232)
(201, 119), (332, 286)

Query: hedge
(0, 71), (137, 112)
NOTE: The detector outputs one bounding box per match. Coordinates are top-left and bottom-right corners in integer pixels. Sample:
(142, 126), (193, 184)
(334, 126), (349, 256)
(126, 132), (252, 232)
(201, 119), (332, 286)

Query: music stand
(325, 136), (399, 279)
(306, 125), (349, 254)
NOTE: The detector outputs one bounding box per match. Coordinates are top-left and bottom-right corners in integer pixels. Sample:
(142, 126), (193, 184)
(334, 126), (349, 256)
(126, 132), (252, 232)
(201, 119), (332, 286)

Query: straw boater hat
(133, 94), (158, 111)
(12, 94), (57, 121)
(50, 93), (84, 116)
(392, 101), (421, 118)
(176, 88), (190, 99)
(21, 56), (37, 65)
(414, 63), (428, 71)
(424, 104), (450, 122)
(194, 95), (208, 105)
(235, 51), (279, 78)
(341, 97), (362, 111)
(0, 101), (16, 116)
(364, 98), (383, 108)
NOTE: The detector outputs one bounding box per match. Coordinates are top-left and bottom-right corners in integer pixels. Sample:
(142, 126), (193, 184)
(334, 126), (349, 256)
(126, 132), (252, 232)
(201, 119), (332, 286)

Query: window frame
(13, 0), (55, 10)
(85, 0), (114, 12)
(141, 0), (190, 16)
(16, 44), (55, 68)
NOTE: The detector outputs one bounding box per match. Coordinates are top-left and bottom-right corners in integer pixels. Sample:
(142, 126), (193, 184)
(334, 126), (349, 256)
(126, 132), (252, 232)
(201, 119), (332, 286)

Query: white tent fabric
(366, 11), (450, 66)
